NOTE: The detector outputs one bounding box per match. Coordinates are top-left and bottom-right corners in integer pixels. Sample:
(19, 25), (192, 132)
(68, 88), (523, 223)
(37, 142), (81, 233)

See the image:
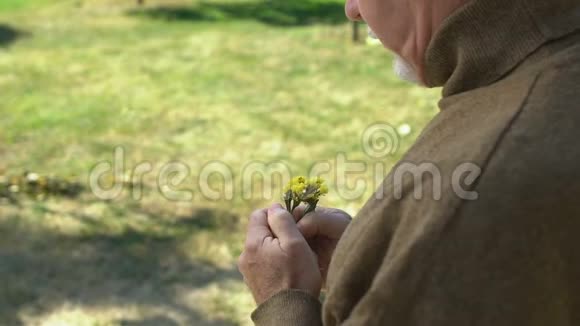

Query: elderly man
(238, 0), (580, 324)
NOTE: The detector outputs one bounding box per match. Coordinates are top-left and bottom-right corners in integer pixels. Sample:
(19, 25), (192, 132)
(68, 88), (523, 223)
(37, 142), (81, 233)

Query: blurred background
(0, 0), (439, 325)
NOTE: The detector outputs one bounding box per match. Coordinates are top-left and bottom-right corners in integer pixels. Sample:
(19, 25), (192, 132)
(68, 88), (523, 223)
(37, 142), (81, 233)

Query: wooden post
(137, 0), (144, 5)
(352, 21), (361, 43)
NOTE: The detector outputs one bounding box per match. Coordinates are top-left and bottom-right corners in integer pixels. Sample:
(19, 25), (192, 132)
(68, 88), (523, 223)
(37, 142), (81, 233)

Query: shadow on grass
(0, 203), (242, 325)
(128, 0), (346, 26)
(0, 24), (27, 47)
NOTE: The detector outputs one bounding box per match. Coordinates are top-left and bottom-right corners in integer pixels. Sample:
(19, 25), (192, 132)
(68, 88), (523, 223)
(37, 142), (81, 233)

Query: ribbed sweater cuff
(251, 289), (322, 326)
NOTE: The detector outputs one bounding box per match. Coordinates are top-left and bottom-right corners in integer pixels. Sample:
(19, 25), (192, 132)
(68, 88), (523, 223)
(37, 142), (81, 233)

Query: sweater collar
(425, 0), (580, 97)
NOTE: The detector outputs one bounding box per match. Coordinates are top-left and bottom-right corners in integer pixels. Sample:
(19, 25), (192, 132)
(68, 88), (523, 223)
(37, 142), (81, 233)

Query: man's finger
(245, 208), (272, 250)
(292, 205), (306, 222)
(297, 208), (351, 240)
(267, 203), (304, 243)
(247, 208), (268, 231)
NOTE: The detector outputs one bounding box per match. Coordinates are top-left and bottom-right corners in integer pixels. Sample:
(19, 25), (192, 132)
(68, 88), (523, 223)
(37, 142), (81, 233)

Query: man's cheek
(360, 1), (409, 50)
(361, 18), (389, 47)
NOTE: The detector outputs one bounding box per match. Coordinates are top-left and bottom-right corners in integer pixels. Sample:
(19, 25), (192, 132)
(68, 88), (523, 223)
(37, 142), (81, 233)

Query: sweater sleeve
(251, 289), (323, 326)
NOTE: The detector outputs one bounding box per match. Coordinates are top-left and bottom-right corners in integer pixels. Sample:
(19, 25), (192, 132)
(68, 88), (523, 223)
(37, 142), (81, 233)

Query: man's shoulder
(467, 55), (580, 209)
(488, 47), (580, 176)
(508, 31), (580, 108)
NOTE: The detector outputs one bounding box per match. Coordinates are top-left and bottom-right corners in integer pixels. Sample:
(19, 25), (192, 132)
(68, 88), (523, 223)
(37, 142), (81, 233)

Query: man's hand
(238, 203), (322, 305)
(294, 206), (352, 285)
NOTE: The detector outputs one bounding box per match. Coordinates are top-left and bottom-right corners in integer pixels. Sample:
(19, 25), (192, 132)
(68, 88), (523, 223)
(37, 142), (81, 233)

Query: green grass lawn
(0, 0), (55, 12)
(0, 0), (440, 325)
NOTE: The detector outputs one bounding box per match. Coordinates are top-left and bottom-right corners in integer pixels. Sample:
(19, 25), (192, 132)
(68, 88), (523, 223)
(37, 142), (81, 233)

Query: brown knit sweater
(252, 0), (580, 325)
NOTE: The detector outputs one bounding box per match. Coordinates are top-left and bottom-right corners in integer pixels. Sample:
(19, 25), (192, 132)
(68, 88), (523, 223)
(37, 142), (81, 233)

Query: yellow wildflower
(282, 176), (328, 214)
(310, 177), (324, 185)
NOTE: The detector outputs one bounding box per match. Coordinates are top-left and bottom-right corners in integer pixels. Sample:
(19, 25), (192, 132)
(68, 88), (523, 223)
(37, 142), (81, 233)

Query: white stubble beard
(368, 28), (422, 85)
(393, 55), (421, 85)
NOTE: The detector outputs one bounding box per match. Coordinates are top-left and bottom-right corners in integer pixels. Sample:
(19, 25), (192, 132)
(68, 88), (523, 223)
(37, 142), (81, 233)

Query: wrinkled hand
(238, 203), (322, 305)
(294, 206), (352, 285)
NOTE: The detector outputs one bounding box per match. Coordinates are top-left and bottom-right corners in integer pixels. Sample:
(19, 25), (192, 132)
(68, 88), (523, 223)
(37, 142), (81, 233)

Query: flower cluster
(283, 176), (328, 215)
